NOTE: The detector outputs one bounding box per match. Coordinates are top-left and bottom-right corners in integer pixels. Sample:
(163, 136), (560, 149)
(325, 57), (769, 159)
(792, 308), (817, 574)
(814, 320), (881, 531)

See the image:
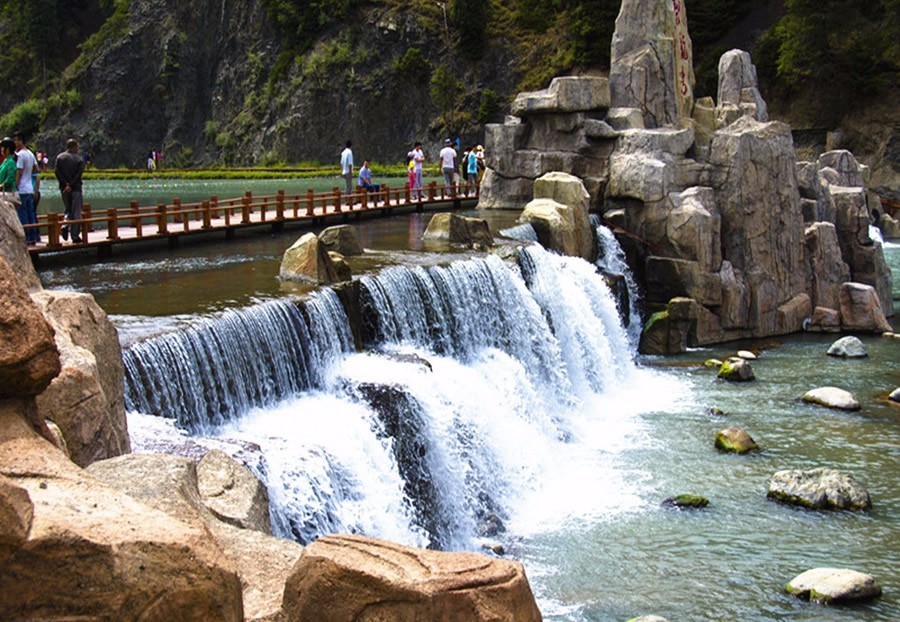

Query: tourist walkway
(26, 182), (478, 260)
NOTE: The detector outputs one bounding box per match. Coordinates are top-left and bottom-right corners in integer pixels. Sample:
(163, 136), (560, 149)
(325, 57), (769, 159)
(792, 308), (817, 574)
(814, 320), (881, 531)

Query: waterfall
(499, 223), (539, 242)
(593, 218), (644, 344)
(123, 292), (353, 431)
(126, 245), (660, 551)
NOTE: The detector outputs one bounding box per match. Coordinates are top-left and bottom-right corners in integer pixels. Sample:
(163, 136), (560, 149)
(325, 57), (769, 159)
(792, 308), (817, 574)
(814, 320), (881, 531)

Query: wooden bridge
(26, 182), (479, 260)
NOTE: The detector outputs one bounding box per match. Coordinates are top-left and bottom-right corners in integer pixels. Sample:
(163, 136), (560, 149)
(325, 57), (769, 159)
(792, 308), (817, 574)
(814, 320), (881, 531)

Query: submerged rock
(717, 357), (755, 381)
(661, 494), (709, 509)
(715, 427), (759, 454)
(767, 468), (871, 510)
(801, 387), (861, 411)
(786, 567), (882, 604)
(890, 388), (900, 403)
(826, 335), (868, 358)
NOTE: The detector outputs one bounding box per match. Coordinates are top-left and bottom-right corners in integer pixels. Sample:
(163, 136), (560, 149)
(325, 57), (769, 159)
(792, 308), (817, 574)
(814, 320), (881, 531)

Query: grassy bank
(81, 162), (426, 181)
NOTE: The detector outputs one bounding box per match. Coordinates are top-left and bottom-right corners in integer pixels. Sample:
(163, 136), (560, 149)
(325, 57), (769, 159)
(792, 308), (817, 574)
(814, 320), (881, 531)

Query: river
(35, 178), (899, 621)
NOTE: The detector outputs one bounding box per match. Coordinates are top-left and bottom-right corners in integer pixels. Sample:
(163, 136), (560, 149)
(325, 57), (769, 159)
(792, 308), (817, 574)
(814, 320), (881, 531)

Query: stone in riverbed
(279, 232), (341, 284)
(786, 567), (881, 604)
(801, 387), (860, 411)
(627, 616), (670, 622)
(890, 388), (900, 403)
(717, 356), (754, 381)
(318, 224), (364, 256)
(661, 494), (709, 509)
(715, 427), (759, 454)
(826, 335), (868, 358)
(767, 468), (871, 510)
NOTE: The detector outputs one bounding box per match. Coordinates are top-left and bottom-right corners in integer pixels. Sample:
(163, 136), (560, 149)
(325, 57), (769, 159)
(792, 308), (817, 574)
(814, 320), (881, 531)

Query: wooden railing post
(173, 197), (183, 223)
(362, 188), (368, 210)
(241, 196), (251, 224)
(83, 204), (93, 232)
(276, 189), (285, 220)
(202, 200), (212, 229)
(381, 183), (389, 207)
(427, 181), (436, 202)
(405, 183), (411, 204)
(134, 208), (143, 237)
(47, 213), (61, 247)
(157, 203), (168, 234)
(210, 195), (219, 218)
(107, 208), (119, 240)
(333, 187), (342, 213)
(291, 194), (299, 217)
(306, 188), (315, 216)
(130, 200), (140, 227)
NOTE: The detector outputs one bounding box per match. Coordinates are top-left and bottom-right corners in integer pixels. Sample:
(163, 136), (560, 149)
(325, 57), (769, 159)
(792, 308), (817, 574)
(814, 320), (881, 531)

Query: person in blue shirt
(357, 161), (380, 194)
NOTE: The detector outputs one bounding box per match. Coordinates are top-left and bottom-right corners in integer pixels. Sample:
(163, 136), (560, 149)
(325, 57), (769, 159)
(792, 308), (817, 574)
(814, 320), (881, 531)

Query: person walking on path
(13, 132), (40, 245)
(340, 141), (354, 196)
(438, 139), (456, 195)
(408, 142), (425, 199)
(55, 138), (85, 243)
(466, 145), (479, 195)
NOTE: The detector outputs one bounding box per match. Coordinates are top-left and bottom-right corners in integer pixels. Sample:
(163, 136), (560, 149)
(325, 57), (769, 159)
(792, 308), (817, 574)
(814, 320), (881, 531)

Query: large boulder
(0, 200), (41, 292)
(318, 224), (364, 256)
(786, 568), (882, 604)
(531, 171), (593, 260)
(282, 533), (542, 622)
(423, 213), (493, 248)
(0, 405), (245, 621)
(801, 387), (861, 411)
(511, 76), (610, 115)
(717, 356), (755, 382)
(804, 222), (851, 310)
(197, 448), (272, 534)
(826, 336), (868, 358)
(0, 473), (32, 566)
(767, 468), (871, 510)
(520, 199), (581, 260)
(609, 0), (694, 128)
(666, 187), (721, 272)
(279, 232), (341, 284)
(715, 427), (759, 454)
(87, 452), (303, 622)
(715, 49), (768, 128)
(838, 282), (893, 333)
(31, 289), (130, 467)
(0, 257), (60, 400)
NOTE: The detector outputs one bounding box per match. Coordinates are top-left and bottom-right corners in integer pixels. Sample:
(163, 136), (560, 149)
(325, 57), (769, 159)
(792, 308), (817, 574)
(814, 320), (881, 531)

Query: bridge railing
(23, 181), (478, 250)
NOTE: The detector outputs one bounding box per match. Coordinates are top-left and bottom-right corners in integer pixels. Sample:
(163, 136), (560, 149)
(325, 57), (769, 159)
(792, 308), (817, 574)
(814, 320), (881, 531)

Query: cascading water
(592, 217), (644, 345)
(126, 244), (672, 553)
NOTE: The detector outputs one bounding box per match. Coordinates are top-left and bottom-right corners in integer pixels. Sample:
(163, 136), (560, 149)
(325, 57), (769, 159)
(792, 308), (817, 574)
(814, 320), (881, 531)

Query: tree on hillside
(449, 0), (492, 61)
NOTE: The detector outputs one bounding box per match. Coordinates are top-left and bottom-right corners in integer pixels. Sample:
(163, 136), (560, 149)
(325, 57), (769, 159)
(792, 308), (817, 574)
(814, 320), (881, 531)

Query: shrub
(0, 99), (44, 137)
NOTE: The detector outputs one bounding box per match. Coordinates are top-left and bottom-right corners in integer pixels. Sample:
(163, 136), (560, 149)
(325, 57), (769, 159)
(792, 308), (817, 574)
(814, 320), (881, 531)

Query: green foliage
(164, 146), (195, 169)
(476, 89), (501, 123)
(393, 48), (430, 84)
(47, 88), (82, 112)
(449, 0), (492, 61)
(261, 0), (358, 54)
(0, 98), (44, 137)
(430, 64), (465, 133)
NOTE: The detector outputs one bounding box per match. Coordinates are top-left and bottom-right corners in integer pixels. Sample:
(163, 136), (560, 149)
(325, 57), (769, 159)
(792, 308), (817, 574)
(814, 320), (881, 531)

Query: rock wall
(479, 0), (894, 352)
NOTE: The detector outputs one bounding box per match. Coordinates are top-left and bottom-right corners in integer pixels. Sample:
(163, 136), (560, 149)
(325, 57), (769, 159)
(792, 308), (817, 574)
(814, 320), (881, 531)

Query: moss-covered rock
(661, 494), (709, 509)
(717, 356), (755, 381)
(767, 468), (871, 510)
(715, 427), (759, 454)
(786, 567), (882, 604)
(703, 358), (722, 369)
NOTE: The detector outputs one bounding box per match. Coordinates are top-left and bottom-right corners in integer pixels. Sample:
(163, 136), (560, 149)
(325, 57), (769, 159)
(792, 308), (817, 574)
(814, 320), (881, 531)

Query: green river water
(34, 178), (900, 621)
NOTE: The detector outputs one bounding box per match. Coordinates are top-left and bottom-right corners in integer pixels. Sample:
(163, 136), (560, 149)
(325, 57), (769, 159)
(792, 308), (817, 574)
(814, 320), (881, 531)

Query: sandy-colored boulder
(198, 448), (272, 534)
(879, 212), (900, 238)
(31, 289), (130, 467)
(0, 257), (60, 399)
(715, 427), (759, 454)
(838, 282), (892, 333)
(0, 473), (33, 566)
(282, 533), (542, 622)
(318, 224), (364, 256)
(807, 306), (841, 332)
(715, 49), (768, 128)
(424, 213), (493, 248)
(520, 198), (580, 259)
(279, 232), (340, 284)
(531, 171), (593, 260)
(826, 336), (868, 358)
(0, 405), (244, 621)
(767, 468), (870, 510)
(511, 76), (609, 115)
(0, 200), (41, 292)
(802, 386), (861, 411)
(786, 568), (881, 604)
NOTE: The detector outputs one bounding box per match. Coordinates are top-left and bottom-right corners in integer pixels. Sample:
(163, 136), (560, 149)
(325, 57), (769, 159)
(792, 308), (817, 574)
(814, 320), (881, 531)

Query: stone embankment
(479, 0), (894, 353)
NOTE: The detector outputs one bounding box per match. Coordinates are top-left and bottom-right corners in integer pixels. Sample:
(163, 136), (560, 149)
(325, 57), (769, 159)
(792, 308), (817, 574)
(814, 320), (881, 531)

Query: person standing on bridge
(55, 138), (85, 243)
(438, 139), (456, 194)
(408, 142), (425, 200)
(13, 131), (40, 246)
(340, 140), (354, 196)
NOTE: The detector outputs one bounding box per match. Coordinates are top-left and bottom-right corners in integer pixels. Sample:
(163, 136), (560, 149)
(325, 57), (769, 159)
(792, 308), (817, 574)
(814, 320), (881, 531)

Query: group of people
(339, 138), (485, 202)
(146, 149), (163, 170)
(0, 131), (86, 246)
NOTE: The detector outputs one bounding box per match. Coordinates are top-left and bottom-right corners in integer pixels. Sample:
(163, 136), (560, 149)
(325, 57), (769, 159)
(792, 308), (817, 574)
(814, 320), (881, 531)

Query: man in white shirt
(438, 139), (457, 194)
(407, 142), (425, 199)
(340, 141), (354, 196)
(13, 132), (40, 245)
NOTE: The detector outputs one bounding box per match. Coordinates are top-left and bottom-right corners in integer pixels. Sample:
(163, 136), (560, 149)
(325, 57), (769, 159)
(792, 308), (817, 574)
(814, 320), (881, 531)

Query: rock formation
(520, 172), (594, 260)
(786, 568), (882, 605)
(423, 212), (494, 248)
(478, 0), (894, 352)
(280, 232), (343, 284)
(767, 468), (871, 510)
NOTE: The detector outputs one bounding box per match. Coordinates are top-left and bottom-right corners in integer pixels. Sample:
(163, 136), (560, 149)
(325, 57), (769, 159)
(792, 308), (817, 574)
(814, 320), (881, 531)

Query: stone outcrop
(0, 473), (32, 566)
(786, 568), (882, 604)
(318, 224), (364, 256)
(520, 172), (594, 260)
(279, 232), (342, 284)
(838, 282), (893, 333)
(767, 468), (871, 510)
(282, 533), (543, 622)
(609, 0), (694, 128)
(423, 212), (493, 248)
(715, 49), (768, 128)
(198, 448), (272, 534)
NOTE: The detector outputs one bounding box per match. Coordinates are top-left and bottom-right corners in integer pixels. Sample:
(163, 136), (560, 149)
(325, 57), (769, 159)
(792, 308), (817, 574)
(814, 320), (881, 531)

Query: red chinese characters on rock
(680, 67), (688, 96)
(673, 0), (682, 26)
(679, 34), (689, 61)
